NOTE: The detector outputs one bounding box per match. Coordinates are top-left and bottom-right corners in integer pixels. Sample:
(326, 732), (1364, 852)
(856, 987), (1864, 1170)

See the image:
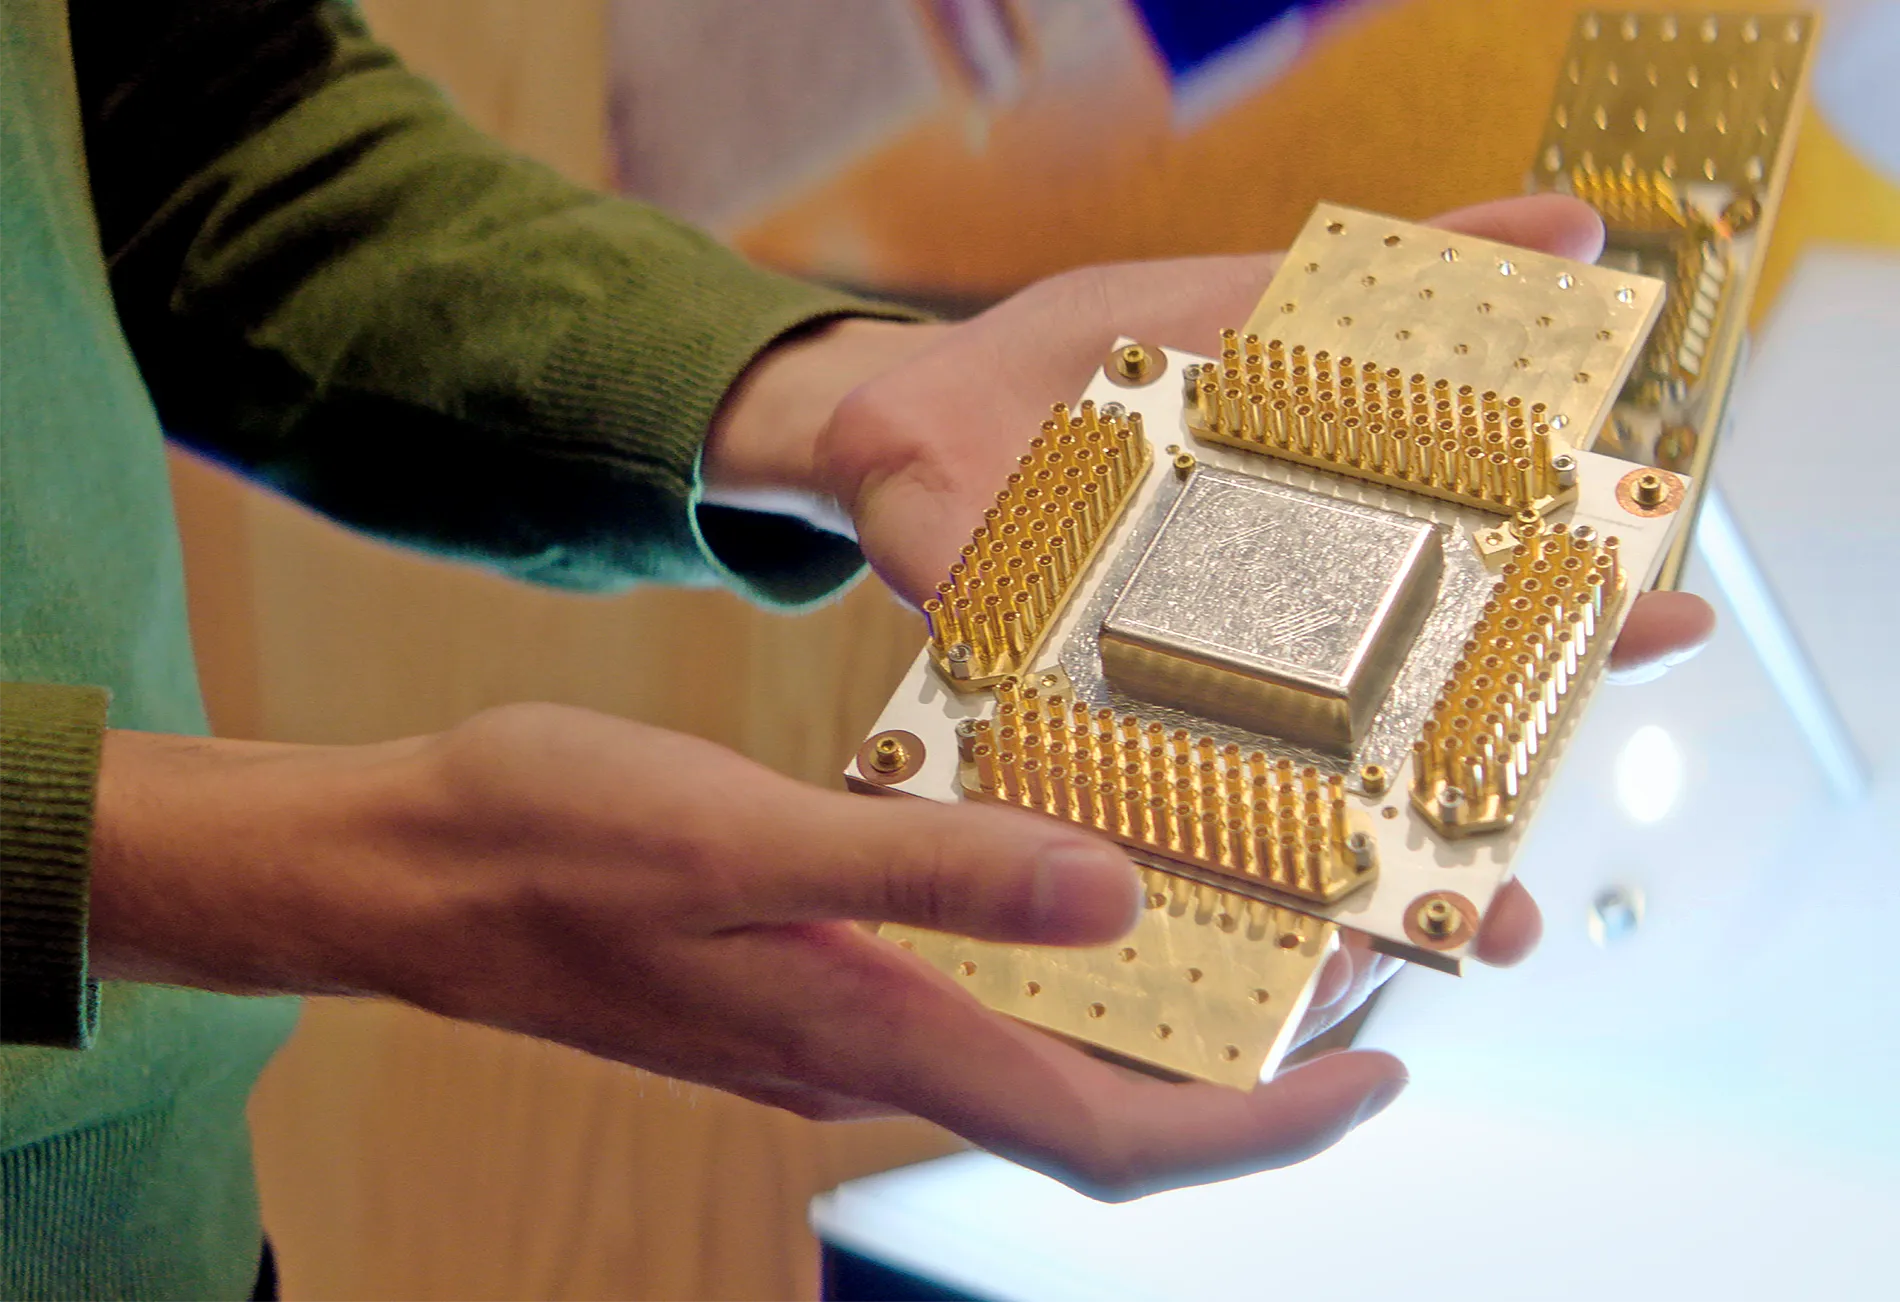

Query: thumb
(735, 790), (1143, 944)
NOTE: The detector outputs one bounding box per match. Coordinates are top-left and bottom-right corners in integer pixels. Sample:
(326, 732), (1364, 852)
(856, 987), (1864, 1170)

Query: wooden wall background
(161, 2), (1894, 1298)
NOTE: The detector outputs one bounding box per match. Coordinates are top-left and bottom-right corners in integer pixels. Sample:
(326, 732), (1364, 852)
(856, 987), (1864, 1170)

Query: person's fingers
(1426, 193), (1607, 263)
(1310, 944), (1357, 1010)
(800, 934), (1409, 1199)
(1610, 589), (1716, 674)
(722, 787), (1142, 945)
(738, 1079), (905, 1123)
(1471, 878), (1543, 967)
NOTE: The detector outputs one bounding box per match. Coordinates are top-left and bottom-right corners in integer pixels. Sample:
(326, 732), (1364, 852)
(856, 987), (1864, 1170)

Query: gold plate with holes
(883, 868), (1338, 1088)
(1529, 11), (1818, 589)
(1241, 204), (1664, 452)
(1532, 11), (1816, 190)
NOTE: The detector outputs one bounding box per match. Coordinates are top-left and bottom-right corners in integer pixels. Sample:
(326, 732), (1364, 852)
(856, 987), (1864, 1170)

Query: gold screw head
(869, 735), (910, 774)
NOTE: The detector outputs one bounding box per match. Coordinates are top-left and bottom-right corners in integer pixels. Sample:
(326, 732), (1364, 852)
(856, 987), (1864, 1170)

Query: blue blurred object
(1129, 0), (1305, 77)
(1127, 0), (1341, 125)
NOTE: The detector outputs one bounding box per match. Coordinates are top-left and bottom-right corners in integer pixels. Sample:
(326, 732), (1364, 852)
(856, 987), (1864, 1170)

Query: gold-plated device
(848, 12), (1810, 1090)
(1530, 9), (1818, 586)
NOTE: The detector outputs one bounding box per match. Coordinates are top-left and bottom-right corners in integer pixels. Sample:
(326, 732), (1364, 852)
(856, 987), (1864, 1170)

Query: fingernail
(1032, 843), (1142, 938)
(1353, 1074), (1409, 1128)
(1663, 641), (1708, 668)
(1311, 949), (1354, 1009)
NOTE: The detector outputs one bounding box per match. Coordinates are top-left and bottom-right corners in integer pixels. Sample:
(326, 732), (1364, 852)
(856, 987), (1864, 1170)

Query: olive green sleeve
(71, 0), (922, 605)
(0, 683), (110, 1049)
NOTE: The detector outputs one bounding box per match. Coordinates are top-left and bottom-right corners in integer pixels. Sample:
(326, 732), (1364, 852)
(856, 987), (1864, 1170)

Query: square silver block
(1100, 469), (1443, 756)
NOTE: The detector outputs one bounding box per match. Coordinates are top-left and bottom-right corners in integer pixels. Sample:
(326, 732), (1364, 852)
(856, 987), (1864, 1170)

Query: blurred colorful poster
(607, 0), (1344, 232)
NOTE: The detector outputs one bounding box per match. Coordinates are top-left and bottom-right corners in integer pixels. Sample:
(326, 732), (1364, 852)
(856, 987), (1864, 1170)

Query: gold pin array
(961, 678), (1377, 904)
(1645, 231), (1729, 382)
(1410, 524), (1626, 835)
(924, 402), (1150, 686)
(1185, 330), (1570, 516)
(1568, 164), (1687, 234)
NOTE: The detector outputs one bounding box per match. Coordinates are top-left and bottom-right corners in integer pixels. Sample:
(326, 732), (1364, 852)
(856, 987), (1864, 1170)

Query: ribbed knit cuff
(531, 254), (927, 610)
(2, 682), (110, 1049)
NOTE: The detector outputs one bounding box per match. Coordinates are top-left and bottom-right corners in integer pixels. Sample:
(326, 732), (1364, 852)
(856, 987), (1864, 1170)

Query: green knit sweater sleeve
(0, 683), (109, 1049)
(70, 0), (919, 605)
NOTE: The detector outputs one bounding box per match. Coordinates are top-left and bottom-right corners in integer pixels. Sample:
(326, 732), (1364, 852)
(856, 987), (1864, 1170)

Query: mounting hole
(1336, 315), (1353, 327)
(1360, 274), (1377, 287)
(1325, 220), (1345, 234)
(1395, 329), (1412, 341)
(1155, 1023), (1173, 1040)
(1383, 234), (1401, 246)
(896, 938), (915, 950)
(1117, 946), (1138, 963)
(1023, 980), (1041, 996)
(1281, 302), (1297, 314)
(1441, 247), (1460, 262)
(1087, 1002), (1108, 1019)
(1277, 933), (1302, 949)
(1217, 912), (1239, 933)
(1145, 891), (1167, 909)
(1250, 988), (1271, 1004)
(1557, 273), (1576, 289)
(1222, 1045), (1242, 1062)
(1382, 805), (1399, 819)
(1497, 259), (1516, 276)
(1304, 261), (1320, 273)
(1454, 343), (1470, 355)
(956, 960), (977, 976)
(1185, 967), (1204, 983)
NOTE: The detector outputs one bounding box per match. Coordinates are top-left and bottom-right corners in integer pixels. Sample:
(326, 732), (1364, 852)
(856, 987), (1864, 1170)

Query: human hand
(94, 706), (1409, 1199)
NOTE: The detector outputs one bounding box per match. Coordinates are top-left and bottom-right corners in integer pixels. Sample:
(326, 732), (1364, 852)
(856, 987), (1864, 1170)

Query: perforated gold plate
(1241, 204), (1665, 447)
(883, 868), (1338, 1088)
(1532, 10), (1816, 189)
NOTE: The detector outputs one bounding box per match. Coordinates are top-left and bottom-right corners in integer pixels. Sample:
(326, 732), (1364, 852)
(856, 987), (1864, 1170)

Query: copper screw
(869, 735), (910, 775)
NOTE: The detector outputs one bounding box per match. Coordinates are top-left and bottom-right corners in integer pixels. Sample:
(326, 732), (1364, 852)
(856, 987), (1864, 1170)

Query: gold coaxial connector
(869, 735), (909, 774)
(1109, 342), (1157, 385)
(1416, 898), (1457, 938)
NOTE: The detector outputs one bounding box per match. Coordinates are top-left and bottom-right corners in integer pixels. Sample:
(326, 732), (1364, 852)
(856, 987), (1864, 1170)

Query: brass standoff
(1359, 763), (1389, 796)
(1615, 466), (1685, 517)
(1404, 890), (1477, 950)
(1172, 450), (1198, 478)
(1107, 341), (1161, 387)
(857, 729), (925, 786)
